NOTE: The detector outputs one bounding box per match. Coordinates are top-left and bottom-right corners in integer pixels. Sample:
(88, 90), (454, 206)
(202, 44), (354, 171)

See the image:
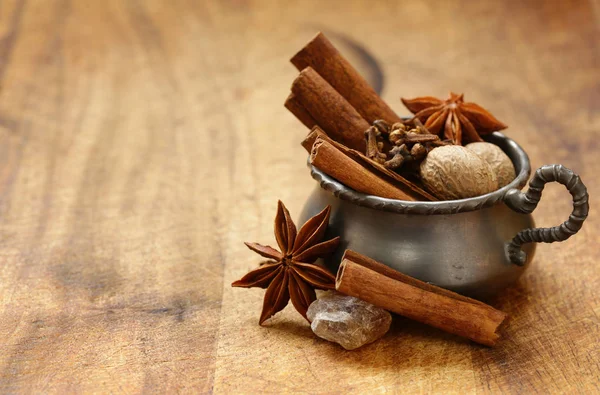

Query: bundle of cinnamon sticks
(285, 33), (434, 201)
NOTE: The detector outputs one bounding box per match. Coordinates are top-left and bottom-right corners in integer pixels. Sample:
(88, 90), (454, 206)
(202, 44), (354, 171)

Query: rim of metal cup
(309, 132), (531, 215)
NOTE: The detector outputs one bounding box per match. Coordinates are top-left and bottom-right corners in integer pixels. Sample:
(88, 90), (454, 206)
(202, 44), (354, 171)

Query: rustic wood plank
(0, 0), (598, 393)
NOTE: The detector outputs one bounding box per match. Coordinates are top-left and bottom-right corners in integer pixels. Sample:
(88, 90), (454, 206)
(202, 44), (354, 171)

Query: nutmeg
(420, 145), (498, 200)
(466, 142), (516, 188)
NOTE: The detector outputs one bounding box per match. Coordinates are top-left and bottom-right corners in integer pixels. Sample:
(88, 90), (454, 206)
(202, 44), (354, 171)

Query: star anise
(401, 92), (507, 145)
(232, 201), (340, 325)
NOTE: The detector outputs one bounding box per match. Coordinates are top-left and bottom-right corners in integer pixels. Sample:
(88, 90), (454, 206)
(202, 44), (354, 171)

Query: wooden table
(0, 0), (598, 393)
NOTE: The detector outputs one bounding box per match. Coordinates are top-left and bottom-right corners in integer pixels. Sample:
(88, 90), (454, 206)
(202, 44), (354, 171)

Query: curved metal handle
(504, 165), (589, 266)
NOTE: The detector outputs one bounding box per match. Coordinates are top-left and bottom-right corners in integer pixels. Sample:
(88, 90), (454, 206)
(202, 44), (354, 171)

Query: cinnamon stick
(301, 126), (329, 153)
(342, 149), (438, 201)
(291, 67), (369, 151)
(285, 93), (317, 129)
(311, 137), (419, 201)
(342, 250), (491, 307)
(336, 251), (507, 346)
(305, 127), (436, 201)
(291, 32), (401, 124)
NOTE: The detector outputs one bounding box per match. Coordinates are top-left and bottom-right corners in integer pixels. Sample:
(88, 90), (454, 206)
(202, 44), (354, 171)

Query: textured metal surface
(301, 133), (588, 298)
(504, 165), (589, 265)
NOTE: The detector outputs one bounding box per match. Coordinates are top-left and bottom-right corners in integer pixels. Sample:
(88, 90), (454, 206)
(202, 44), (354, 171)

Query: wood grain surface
(0, 0), (599, 393)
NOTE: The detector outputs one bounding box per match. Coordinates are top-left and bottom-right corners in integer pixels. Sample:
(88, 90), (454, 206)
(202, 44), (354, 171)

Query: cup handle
(503, 164), (589, 266)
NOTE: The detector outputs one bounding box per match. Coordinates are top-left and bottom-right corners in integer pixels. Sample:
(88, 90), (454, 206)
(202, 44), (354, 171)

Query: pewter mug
(299, 133), (589, 299)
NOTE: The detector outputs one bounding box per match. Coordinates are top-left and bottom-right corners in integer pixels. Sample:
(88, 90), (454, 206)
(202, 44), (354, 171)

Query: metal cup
(299, 132), (589, 299)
